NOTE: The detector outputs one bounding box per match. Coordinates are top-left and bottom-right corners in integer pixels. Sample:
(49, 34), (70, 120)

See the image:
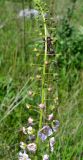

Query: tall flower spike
(38, 125), (53, 141)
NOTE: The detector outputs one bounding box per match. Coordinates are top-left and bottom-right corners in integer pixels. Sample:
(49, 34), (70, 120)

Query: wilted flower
(19, 151), (31, 160)
(27, 126), (33, 135)
(52, 120), (60, 132)
(22, 127), (27, 135)
(38, 125), (53, 141)
(27, 143), (37, 153)
(49, 137), (55, 152)
(39, 103), (46, 109)
(28, 117), (33, 125)
(20, 142), (26, 150)
(48, 113), (54, 121)
(43, 154), (49, 160)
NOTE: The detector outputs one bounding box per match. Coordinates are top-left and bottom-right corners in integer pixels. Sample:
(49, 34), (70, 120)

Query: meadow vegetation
(0, 0), (83, 159)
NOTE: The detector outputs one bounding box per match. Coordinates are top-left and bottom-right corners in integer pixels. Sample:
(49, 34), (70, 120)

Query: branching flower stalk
(18, 2), (60, 160)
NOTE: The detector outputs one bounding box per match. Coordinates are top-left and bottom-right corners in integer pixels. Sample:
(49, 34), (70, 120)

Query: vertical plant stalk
(36, 3), (48, 144)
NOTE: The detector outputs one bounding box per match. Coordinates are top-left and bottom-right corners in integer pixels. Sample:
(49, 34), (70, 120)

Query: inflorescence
(19, 101), (60, 160)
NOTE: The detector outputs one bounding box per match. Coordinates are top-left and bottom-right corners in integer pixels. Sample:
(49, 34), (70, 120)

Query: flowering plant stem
(36, 0), (48, 149)
(39, 7), (47, 129)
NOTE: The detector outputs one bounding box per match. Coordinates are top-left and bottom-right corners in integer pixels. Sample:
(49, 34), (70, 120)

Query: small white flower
(27, 143), (37, 153)
(27, 126), (33, 135)
(49, 137), (55, 152)
(20, 142), (26, 150)
(19, 151), (31, 160)
(22, 127), (27, 135)
(43, 154), (49, 160)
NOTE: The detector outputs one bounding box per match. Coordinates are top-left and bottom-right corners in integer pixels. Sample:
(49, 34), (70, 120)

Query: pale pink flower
(39, 103), (46, 109)
(43, 154), (49, 160)
(28, 117), (33, 125)
(48, 113), (54, 121)
(27, 143), (37, 153)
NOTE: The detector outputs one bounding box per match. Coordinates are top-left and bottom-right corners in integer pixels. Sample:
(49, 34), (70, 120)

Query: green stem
(36, 4), (48, 144)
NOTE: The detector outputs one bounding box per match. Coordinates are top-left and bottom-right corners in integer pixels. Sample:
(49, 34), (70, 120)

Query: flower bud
(22, 127), (27, 135)
(28, 117), (33, 125)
